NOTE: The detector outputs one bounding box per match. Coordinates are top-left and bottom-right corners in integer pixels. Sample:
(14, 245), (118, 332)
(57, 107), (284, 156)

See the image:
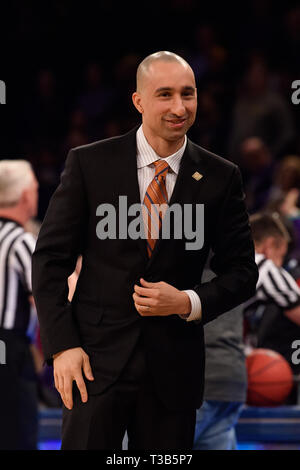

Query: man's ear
(132, 92), (143, 114)
(20, 187), (32, 210)
(19, 188), (28, 205)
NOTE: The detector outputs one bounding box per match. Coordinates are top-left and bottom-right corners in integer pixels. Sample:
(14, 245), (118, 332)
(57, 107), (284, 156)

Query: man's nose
(170, 96), (186, 116)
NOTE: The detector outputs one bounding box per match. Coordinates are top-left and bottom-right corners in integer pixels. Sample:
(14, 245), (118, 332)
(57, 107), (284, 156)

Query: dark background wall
(0, 0), (299, 219)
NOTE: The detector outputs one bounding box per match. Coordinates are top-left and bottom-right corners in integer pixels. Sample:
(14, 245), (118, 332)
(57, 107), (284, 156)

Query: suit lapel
(113, 126), (149, 263)
(169, 139), (206, 207)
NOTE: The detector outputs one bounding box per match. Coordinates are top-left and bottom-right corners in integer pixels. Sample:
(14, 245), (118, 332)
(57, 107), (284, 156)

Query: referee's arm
(262, 261), (300, 325)
(279, 267), (300, 325)
(13, 231), (36, 297)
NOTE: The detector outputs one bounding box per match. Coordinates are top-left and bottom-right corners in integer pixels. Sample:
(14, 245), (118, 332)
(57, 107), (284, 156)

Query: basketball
(246, 348), (294, 406)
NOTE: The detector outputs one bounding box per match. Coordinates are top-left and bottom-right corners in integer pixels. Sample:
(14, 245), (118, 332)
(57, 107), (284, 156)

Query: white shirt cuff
(180, 290), (202, 322)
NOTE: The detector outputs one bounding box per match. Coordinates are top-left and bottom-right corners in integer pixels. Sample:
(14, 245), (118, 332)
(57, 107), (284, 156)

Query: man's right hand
(53, 347), (94, 410)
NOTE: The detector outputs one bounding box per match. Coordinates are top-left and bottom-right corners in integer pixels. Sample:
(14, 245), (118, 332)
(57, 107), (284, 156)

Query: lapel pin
(192, 172), (203, 181)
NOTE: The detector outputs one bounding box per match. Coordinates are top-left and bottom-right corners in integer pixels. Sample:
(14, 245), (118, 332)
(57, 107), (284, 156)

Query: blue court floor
(37, 405), (300, 450)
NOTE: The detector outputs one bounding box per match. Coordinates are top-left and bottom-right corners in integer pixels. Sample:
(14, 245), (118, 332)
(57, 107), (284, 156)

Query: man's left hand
(133, 278), (191, 317)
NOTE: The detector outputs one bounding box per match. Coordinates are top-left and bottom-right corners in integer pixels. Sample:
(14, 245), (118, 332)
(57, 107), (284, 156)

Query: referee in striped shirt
(0, 160), (39, 449)
(244, 212), (300, 376)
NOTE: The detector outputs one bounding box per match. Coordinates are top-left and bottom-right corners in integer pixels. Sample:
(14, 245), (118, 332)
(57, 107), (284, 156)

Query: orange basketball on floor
(246, 348), (294, 406)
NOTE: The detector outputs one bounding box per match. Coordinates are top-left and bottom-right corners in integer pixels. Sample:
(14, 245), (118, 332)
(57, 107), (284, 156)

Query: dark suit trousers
(61, 336), (196, 450)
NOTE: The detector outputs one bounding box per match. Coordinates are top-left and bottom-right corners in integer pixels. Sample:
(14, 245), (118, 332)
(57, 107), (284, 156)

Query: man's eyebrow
(155, 87), (172, 93)
(155, 86), (196, 93)
(182, 86), (196, 92)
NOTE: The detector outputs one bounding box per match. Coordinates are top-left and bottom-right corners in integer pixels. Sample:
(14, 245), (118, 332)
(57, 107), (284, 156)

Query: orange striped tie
(143, 160), (169, 257)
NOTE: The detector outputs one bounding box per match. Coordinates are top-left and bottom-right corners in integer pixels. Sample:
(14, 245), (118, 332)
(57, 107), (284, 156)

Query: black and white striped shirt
(0, 217), (37, 339)
(244, 253), (300, 313)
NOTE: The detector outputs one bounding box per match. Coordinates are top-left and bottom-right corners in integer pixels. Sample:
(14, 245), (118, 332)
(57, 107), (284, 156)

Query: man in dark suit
(32, 51), (258, 450)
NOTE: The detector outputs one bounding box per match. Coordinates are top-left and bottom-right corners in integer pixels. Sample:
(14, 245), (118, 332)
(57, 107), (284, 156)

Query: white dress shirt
(136, 125), (202, 322)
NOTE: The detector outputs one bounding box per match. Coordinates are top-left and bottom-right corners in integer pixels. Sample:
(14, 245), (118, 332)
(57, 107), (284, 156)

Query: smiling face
(132, 60), (197, 153)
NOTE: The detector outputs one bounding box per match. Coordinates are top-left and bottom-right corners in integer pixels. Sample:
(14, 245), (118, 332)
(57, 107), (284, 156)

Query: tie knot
(153, 159), (169, 177)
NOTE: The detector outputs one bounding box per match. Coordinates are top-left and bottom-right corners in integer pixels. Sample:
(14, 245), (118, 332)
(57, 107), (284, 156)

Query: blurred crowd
(1, 1), (300, 449)
(1, 1), (298, 222)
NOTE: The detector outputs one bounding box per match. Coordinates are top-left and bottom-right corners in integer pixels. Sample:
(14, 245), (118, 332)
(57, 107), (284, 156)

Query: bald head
(136, 51), (192, 93)
(132, 51), (197, 154)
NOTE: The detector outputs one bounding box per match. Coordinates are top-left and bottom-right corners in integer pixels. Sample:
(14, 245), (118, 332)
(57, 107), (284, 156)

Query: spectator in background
(280, 6), (300, 157)
(189, 24), (226, 83)
(189, 90), (221, 150)
(62, 109), (90, 154)
(265, 155), (300, 261)
(193, 265), (247, 450)
(77, 63), (115, 140)
(244, 213), (300, 386)
(24, 69), (66, 145)
(278, 6), (300, 75)
(235, 0), (278, 62)
(266, 155), (300, 216)
(112, 54), (142, 135)
(30, 146), (61, 221)
(188, 25), (230, 154)
(228, 57), (295, 163)
(0, 160), (39, 449)
(239, 137), (274, 213)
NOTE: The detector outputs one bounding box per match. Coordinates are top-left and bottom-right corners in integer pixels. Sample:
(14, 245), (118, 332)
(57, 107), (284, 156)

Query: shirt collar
(255, 252), (265, 263)
(136, 125), (187, 174)
(0, 216), (22, 227)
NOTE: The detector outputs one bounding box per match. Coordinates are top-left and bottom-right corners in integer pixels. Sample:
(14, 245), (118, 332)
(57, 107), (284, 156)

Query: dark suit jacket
(32, 126), (258, 411)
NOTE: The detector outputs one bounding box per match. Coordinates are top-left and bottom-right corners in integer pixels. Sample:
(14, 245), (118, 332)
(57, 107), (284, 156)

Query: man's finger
(140, 278), (159, 288)
(82, 355), (94, 381)
(133, 292), (155, 307)
(63, 376), (73, 410)
(135, 304), (154, 316)
(57, 375), (68, 407)
(54, 372), (59, 391)
(75, 374), (88, 403)
(134, 285), (157, 297)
